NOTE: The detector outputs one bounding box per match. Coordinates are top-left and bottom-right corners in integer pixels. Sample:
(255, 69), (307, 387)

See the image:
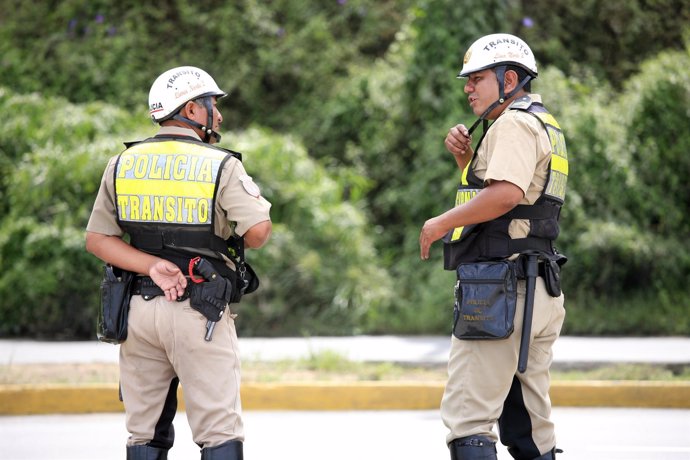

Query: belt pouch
(453, 260), (517, 340)
(543, 258), (562, 297)
(97, 264), (134, 344)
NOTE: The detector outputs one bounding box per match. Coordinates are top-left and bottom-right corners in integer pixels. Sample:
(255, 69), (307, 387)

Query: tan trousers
(441, 277), (565, 457)
(120, 295), (243, 449)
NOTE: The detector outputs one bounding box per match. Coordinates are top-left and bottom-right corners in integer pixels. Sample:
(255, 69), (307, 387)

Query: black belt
(131, 276), (192, 301)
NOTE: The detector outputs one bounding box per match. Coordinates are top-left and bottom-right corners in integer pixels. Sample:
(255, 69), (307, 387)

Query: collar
(500, 93), (543, 115)
(156, 126), (202, 141)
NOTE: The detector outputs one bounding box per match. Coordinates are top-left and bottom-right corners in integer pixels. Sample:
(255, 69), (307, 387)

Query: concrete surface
(2, 408), (690, 460)
(3, 335), (690, 366)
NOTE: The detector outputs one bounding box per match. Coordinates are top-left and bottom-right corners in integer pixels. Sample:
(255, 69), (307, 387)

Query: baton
(518, 254), (539, 373)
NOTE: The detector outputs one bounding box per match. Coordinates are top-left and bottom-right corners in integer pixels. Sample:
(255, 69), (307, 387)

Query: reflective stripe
(537, 112), (560, 129)
(551, 153), (568, 175)
(450, 163), (481, 241)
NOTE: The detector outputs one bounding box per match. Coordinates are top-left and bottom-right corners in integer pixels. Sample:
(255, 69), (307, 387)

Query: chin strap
(172, 96), (221, 143)
(467, 66), (533, 136)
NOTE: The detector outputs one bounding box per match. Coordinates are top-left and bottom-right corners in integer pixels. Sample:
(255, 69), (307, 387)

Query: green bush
(1, 1), (689, 338)
(543, 47), (690, 334)
(225, 127), (393, 336)
(0, 0), (411, 126)
(0, 89), (391, 338)
(0, 218), (100, 338)
(513, 0), (690, 86)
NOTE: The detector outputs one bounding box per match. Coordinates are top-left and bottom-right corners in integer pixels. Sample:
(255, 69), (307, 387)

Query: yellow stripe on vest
(551, 153), (568, 176)
(450, 163), (480, 241)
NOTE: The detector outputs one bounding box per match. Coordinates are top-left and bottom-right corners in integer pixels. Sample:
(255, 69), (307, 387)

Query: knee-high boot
(126, 444), (168, 460)
(448, 435), (497, 460)
(200, 440), (243, 460)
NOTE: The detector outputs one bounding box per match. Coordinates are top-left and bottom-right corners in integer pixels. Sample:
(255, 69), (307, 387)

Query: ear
(504, 69), (519, 93)
(181, 100), (199, 120)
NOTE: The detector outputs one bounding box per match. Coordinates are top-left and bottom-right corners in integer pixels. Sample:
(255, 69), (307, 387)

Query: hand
(419, 216), (448, 260)
(444, 124), (473, 157)
(148, 259), (188, 301)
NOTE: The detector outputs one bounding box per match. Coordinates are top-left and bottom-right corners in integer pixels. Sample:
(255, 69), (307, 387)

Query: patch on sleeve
(239, 174), (261, 198)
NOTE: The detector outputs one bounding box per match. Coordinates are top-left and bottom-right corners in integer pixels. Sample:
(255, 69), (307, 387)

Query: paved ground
(1, 336), (689, 459)
(3, 335), (690, 367)
(2, 408), (690, 460)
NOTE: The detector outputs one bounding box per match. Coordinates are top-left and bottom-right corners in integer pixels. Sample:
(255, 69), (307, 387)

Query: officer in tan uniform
(86, 66), (271, 460)
(419, 34), (568, 460)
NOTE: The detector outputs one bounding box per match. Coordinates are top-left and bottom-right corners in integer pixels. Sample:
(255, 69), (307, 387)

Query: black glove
(189, 258), (234, 322)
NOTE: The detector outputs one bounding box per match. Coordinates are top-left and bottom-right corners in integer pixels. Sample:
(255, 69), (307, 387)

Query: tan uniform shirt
(472, 94), (552, 239)
(87, 126), (271, 240)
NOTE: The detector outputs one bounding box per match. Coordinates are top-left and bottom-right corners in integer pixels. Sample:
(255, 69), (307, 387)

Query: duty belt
(131, 276), (192, 301)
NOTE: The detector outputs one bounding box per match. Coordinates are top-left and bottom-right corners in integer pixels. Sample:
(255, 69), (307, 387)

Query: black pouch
(542, 253), (567, 297)
(453, 260), (518, 340)
(97, 264), (134, 344)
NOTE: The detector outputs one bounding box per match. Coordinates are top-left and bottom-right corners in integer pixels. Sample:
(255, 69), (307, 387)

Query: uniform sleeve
(86, 157), (124, 237)
(482, 111), (541, 195)
(216, 158), (272, 237)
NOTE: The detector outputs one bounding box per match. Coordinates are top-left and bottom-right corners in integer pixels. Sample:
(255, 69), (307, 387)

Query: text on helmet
(483, 36), (530, 57)
(166, 68), (202, 89)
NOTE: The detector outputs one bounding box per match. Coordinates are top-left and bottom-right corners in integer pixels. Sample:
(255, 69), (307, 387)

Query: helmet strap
(171, 114), (221, 143)
(467, 66), (533, 136)
(199, 96), (220, 143)
(170, 96), (221, 143)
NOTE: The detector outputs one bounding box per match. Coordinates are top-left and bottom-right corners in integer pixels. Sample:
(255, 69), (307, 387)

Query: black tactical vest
(442, 96), (568, 270)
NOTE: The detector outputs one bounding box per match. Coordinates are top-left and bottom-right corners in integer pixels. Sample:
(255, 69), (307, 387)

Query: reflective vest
(442, 96), (568, 270)
(114, 135), (242, 276)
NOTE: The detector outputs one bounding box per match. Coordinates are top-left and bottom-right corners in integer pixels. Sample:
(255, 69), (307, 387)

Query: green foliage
(513, 0), (690, 86)
(541, 47), (690, 333)
(0, 90), (390, 338)
(0, 0), (410, 128)
(0, 218), (100, 338)
(225, 128), (393, 336)
(0, 1), (689, 338)
(0, 89), (152, 338)
(623, 48), (690, 239)
(553, 364), (690, 381)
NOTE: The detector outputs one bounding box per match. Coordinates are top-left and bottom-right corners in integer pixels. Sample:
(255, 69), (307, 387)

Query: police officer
(86, 66), (272, 459)
(419, 34), (568, 460)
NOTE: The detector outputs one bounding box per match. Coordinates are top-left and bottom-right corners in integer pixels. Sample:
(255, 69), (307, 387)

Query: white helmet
(148, 66), (227, 122)
(458, 33), (537, 78)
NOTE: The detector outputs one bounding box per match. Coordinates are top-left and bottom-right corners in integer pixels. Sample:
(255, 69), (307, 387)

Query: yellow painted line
(1, 381), (689, 415)
(550, 380), (690, 408)
(241, 382), (445, 411)
(0, 384), (124, 415)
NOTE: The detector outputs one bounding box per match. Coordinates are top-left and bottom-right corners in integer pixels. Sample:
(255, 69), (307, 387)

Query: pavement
(4, 408), (690, 460)
(1, 335), (690, 415)
(2, 336), (690, 460)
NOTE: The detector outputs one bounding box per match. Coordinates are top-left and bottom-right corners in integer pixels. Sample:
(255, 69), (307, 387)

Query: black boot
(200, 440), (243, 460)
(449, 435), (497, 460)
(126, 444), (168, 460)
(532, 447), (563, 459)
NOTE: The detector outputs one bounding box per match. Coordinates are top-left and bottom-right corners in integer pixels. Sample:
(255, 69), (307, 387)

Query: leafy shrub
(0, 89), (391, 338)
(226, 127), (393, 336)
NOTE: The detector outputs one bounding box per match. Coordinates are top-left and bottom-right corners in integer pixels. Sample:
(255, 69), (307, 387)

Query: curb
(2, 381), (689, 415)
